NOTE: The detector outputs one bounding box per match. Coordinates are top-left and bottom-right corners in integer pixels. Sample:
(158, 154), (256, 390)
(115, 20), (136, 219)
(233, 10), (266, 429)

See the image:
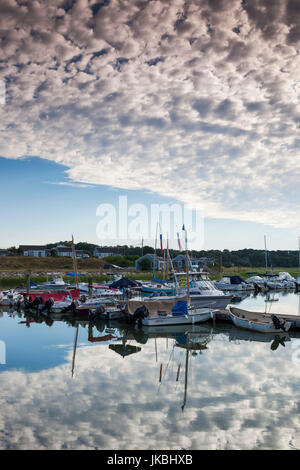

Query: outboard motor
(95, 305), (106, 315)
(271, 314), (287, 331)
(253, 283), (260, 293)
(16, 297), (23, 310)
(89, 305), (106, 322)
(80, 295), (87, 303)
(133, 305), (149, 326)
(61, 301), (77, 313)
(41, 297), (54, 314)
(26, 296), (44, 310)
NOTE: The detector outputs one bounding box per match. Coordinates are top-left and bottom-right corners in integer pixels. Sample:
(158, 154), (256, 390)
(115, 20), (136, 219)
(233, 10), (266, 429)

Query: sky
(0, 0), (299, 250)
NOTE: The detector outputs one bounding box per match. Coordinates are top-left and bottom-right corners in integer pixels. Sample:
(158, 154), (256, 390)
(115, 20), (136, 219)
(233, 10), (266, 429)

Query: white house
(55, 245), (86, 258)
(20, 245), (50, 257)
(93, 247), (123, 258)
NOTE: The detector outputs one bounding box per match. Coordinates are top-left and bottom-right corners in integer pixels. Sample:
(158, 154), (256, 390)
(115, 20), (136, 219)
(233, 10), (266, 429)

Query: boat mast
(298, 236), (300, 278)
(183, 225), (190, 305)
(181, 333), (190, 412)
(166, 236), (169, 280)
(71, 325), (79, 378)
(264, 235), (268, 273)
(72, 235), (79, 289)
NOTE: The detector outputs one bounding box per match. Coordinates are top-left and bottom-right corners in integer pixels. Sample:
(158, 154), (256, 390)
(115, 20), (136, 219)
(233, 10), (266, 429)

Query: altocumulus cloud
(0, 0), (299, 228)
(0, 334), (299, 450)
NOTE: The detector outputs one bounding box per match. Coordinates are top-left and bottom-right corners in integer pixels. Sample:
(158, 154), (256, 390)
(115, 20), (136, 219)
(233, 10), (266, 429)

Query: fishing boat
(148, 272), (232, 309)
(141, 282), (175, 295)
(140, 301), (214, 327)
(0, 290), (23, 307)
(228, 306), (292, 333)
(214, 275), (254, 291)
(128, 294), (215, 326)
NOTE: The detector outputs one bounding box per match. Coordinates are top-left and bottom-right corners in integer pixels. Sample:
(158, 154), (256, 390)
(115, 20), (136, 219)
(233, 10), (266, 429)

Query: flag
(160, 234), (163, 254)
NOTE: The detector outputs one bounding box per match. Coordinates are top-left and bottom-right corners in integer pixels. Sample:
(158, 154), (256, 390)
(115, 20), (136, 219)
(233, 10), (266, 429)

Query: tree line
(5, 243), (300, 268)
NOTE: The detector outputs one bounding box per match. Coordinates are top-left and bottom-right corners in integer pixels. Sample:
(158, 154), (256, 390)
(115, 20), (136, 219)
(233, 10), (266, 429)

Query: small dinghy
(229, 306), (292, 333)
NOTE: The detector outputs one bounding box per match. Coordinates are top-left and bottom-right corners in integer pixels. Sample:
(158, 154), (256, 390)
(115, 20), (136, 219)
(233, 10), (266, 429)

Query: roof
(19, 245), (49, 251)
(94, 247), (123, 253)
(137, 253), (164, 261)
(172, 255), (200, 262)
(55, 247), (73, 252)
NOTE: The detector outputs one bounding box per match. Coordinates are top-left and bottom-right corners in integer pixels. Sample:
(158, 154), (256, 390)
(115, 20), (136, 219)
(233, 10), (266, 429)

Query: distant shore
(0, 256), (298, 289)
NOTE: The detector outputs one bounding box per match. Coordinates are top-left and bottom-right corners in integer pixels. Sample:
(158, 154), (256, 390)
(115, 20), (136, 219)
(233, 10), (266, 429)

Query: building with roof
(19, 245), (50, 257)
(93, 247), (124, 258)
(54, 245), (87, 258)
(135, 253), (165, 271)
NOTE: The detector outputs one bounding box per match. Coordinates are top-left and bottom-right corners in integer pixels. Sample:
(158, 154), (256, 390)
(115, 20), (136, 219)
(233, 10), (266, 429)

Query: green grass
(1, 267), (298, 290)
(0, 271), (164, 289)
(209, 267), (300, 281)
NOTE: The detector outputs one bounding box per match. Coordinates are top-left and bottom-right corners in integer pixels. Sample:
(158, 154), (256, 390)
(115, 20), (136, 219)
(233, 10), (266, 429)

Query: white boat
(79, 284), (123, 298)
(0, 290), (23, 307)
(141, 282), (175, 294)
(229, 306), (292, 333)
(214, 275), (254, 291)
(29, 274), (70, 291)
(128, 297), (214, 326)
(148, 272), (232, 310)
(141, 307), (213, 326)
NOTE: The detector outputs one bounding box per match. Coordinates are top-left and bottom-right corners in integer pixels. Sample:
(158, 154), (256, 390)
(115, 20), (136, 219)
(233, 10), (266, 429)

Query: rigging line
(162, 344), (176, 381)
(157, 343), (176, 394)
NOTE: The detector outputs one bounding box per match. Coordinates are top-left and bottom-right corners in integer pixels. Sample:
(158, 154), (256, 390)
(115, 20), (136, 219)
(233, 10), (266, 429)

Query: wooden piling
(26, 273), (30, 294)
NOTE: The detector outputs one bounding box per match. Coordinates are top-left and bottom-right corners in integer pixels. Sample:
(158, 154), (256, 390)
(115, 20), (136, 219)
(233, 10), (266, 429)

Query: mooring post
(88, 277), (93, 297)
(26, 273), (30, 294)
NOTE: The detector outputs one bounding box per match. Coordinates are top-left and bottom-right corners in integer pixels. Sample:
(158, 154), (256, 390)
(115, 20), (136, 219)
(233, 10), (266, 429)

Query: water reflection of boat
(109, 343), (141, 358)
(140, 323), (213, 338)
(227, 325), (290, 346)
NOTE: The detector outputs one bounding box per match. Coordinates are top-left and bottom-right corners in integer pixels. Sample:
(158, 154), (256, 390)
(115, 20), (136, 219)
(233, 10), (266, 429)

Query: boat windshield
(191, 280), (216, 290)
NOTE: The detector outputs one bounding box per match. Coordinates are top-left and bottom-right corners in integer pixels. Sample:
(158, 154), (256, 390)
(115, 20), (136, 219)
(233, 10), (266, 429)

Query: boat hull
(229, 307), (292, 333)
(190, 295), (232, 310)
(142, 309), (213, 326)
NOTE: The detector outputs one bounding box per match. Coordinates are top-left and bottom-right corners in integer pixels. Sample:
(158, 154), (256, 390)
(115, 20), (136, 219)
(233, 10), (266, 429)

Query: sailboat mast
(181, 334), (190, 412)
(264, 235), (268, 272)
(71, 325), (79, 378)
(166, 236), (169, 280)
(184, 226), (190, 305)
(298, 236), (300, 278)
(72, 235), (79, 289)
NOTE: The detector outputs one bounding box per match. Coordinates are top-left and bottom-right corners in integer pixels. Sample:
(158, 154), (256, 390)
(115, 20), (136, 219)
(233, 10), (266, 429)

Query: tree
(139, 258), (151, 271)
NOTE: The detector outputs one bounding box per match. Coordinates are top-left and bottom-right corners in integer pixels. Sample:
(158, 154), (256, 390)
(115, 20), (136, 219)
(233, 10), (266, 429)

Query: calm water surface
(0, 291), (299, 450)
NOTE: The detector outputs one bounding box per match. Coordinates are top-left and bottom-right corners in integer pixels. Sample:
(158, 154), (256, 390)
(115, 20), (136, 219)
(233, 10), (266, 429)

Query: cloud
(0, 322), (299, 450)
(0, 0), (299, 229)
(46, 181), (96, 188)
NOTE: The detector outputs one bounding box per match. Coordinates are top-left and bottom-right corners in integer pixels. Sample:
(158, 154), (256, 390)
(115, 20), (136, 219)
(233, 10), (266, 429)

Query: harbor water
(0, 291), (299, 450)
